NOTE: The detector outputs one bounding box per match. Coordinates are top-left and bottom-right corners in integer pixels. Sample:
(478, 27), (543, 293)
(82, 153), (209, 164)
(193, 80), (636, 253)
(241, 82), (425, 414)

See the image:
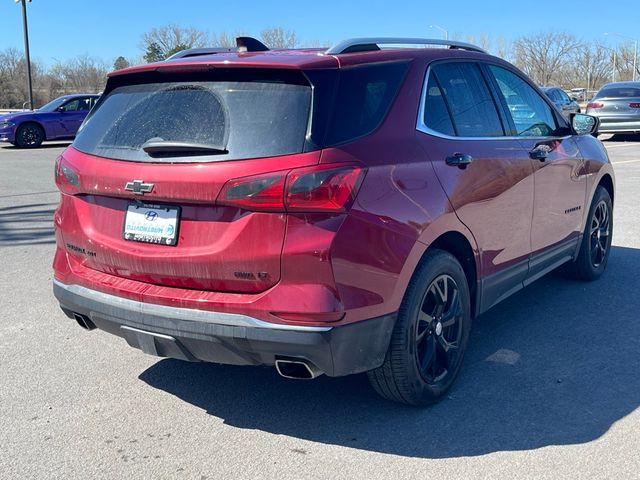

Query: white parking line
(611, 158), (640, 165)
(604, 143), (639, 149)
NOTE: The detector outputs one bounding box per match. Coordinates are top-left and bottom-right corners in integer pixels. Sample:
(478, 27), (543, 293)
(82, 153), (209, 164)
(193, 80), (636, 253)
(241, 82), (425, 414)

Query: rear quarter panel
(573, 134), (615, 228)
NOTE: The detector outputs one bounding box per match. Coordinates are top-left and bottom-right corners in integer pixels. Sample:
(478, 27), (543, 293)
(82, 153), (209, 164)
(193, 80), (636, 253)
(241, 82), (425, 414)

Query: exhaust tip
(275, 358), (322, 380)
(73, 313), (96, 331)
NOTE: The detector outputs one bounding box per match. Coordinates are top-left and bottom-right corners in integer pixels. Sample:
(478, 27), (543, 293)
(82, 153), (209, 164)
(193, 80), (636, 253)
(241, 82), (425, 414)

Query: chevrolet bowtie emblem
(124, 180), (154, 194)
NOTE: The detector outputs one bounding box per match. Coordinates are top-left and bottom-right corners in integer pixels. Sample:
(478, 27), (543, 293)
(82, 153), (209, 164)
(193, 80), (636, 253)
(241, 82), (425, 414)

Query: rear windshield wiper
(141, 139), (228, 157)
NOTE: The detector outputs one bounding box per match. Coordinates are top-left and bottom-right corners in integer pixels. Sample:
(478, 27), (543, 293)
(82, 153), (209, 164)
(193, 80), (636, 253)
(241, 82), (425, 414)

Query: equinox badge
(125, 180), (154, 194)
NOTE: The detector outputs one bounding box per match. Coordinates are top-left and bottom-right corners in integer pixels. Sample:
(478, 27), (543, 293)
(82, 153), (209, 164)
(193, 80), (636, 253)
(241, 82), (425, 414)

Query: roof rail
(167, 47), (236, 60)
(326, 37), (487, 55)
(168, 37), (270, 60)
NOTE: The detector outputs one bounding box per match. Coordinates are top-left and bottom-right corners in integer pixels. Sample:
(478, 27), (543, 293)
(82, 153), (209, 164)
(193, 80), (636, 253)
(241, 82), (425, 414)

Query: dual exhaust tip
(275, 357), (322, 380)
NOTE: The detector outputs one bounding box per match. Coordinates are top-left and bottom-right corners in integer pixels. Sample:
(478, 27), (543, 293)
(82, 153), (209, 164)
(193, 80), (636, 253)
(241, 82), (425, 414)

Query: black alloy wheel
(589, 199), (610, 268)
(368, 249), (471, 406)
(415, 274), (464, 384)
(15, 123), (45, 148)
(567, 185), (613, 280)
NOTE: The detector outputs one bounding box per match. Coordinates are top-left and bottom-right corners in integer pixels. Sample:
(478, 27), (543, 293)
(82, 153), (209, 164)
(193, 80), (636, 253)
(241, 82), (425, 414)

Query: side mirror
(571, 113), (598, 135)
(57, 105), (66, 112)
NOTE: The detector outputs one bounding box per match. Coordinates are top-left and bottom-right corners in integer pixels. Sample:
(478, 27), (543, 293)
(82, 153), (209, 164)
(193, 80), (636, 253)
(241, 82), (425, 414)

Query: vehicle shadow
(0, 141), (71, 150)
(602, 133), (640, 142)
(0, 202), (56, 246)
(139, 245), (640, 458)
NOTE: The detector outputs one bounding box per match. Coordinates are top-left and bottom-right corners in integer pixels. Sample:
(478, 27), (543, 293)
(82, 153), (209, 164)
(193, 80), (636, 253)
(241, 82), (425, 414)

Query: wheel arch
(598, 173), (614, 205)
(16, 120), (47, 139)
(425, 231), (479, 318)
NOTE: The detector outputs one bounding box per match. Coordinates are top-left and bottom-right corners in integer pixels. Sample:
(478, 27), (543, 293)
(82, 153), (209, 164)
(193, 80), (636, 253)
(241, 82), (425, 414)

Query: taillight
(630, 102), (640, 108)
(285, 165), (365, 212)
(587, 102), (604, 109)
(54, 154), (81, 194)
(217, 164), (366, 213)
(217, 172), (287, 211)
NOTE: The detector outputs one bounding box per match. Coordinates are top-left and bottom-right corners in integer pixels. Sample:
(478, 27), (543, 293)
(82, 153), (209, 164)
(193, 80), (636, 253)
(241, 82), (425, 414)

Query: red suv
(53, 37), (614, 405)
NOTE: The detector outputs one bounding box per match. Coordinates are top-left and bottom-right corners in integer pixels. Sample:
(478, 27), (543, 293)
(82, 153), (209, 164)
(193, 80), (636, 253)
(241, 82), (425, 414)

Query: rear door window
(557, 89), (571, 104)
(547, 89), (561, 103)
(74, 72), (312, 163)
(489, 65), (558, 136)
(429, 62), (504, 137)
(422, 73), (456, 136)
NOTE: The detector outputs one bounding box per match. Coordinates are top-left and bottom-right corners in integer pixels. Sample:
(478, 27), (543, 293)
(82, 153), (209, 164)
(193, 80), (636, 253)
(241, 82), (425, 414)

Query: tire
(367, 249), (471, 406)
(566, 186), (613, 281)
(15, 122), (44, 148)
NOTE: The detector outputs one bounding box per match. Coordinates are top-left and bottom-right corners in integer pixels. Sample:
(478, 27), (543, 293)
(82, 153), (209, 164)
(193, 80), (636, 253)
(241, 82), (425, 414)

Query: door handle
(445, 153), (473, 169)
(529, 145), (551, 161)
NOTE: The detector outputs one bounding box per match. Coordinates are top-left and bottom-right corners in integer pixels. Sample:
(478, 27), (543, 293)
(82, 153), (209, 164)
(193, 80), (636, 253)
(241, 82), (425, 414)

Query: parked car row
(540, 81), (640, 137)
(0, 94), (99, 148)
(540, 86), (581, 118)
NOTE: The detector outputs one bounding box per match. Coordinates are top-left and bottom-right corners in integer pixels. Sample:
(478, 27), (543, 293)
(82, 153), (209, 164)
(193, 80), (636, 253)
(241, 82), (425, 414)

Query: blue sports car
(0, 94), (100, 148)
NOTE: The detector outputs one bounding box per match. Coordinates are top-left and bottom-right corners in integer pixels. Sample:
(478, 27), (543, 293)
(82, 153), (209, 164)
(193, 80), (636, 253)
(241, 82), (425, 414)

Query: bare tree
(562, 44), (613, 90)
(212, 31), (236, 48)
(141, 24), (208, 61)
(50, 55), (108, 93)
(0, 48), (47, 108)
(615, 43), (639, 81)
(513, 32), (582, 85)
(494, 36), (511, 60)
(260, 27), (298, 48)
(478, 33), (491, 53)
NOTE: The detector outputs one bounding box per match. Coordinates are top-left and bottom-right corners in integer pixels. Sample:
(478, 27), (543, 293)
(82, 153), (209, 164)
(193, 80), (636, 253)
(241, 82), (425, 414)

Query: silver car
(586, 81), (640, 136)
(540, 86), (581, 119)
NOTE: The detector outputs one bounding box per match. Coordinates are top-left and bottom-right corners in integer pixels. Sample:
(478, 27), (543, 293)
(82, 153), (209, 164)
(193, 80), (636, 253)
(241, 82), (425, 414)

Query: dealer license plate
(123, 203), (180, 245)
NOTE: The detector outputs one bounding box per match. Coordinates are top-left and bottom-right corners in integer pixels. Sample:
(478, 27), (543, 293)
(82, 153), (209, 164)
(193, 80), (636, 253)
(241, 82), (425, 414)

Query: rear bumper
(53, 280), (396, 377)
(590, 116), (640, 134)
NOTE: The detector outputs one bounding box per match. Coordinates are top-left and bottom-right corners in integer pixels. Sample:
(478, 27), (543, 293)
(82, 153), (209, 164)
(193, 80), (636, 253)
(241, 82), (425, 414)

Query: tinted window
(77, 97), (93, 111)
(423, 73), (455, 136)
(74, 79), (311, 163)
(324, 62), (408, 146)
(489, 65), (557, 137)
(62, 99), (81, 112)
(557, 90), (571, 104)
(595, 86), (640, 98)
(432, 62), (504, 137)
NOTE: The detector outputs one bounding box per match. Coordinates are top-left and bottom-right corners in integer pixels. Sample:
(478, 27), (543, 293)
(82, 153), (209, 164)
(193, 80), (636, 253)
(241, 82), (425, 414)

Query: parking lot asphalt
(1, 136), (639, 479)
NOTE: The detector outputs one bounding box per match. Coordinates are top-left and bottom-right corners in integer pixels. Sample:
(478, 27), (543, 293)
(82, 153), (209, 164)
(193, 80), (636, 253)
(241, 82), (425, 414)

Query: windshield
(38, 96), (69, 112)
(74, 75), (312, 163)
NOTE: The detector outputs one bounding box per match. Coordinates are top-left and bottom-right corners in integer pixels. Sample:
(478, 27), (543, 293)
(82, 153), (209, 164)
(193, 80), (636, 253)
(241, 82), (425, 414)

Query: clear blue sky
(2, 0), (639, 67)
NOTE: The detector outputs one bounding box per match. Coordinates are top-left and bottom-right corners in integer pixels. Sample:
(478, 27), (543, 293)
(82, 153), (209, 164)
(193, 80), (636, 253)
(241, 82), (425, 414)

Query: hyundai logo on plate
(145, 211), (158, 221)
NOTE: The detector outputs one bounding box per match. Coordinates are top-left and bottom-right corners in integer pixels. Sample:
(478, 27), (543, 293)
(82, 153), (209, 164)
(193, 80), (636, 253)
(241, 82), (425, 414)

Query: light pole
(15, 0), (34, 110)
(429, 24), (448, 40)
(604, 32), (638, 82)
(600, 45), (617, 83)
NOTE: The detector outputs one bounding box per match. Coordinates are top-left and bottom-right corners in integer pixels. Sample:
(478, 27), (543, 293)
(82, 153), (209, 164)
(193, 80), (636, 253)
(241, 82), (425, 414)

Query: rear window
(324, 62), (408, 146)
(595, 86), (640, 98)
(74, 72), (312, 163)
